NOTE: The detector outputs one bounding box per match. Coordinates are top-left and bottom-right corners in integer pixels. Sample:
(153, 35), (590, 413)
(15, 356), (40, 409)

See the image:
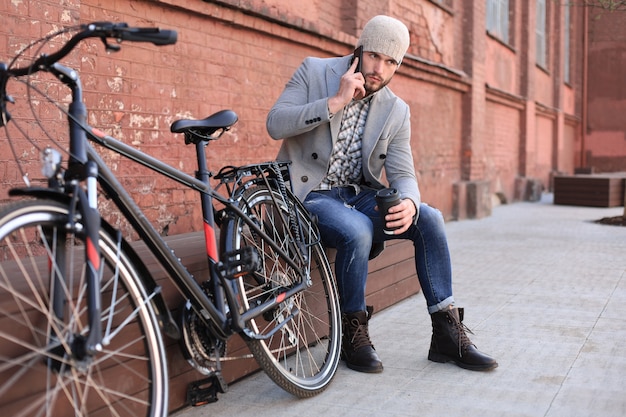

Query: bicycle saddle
(170, 109), (238, 136)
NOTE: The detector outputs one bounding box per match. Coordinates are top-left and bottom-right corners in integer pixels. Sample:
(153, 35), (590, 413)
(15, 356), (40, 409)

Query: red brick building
(4, 0), (620, 229)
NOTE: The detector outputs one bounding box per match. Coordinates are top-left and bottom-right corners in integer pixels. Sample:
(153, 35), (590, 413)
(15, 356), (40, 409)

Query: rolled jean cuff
(427, 296), (455, 314)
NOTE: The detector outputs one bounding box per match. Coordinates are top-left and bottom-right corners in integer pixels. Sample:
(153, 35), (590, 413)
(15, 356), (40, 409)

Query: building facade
(0, 0), (614, 234)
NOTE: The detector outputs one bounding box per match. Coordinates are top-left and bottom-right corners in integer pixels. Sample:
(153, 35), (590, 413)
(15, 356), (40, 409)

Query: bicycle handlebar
(6, 22), (177, 78)
(114, 23), (178, 45)
(1, 22), (176, 127)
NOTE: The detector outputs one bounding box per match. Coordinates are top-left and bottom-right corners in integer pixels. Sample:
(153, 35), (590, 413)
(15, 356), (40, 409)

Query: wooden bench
(132, 232), (419, 411)
(553, 173), (626, 207)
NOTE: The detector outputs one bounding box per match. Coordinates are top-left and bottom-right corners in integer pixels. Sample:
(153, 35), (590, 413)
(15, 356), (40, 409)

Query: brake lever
(0, 63), (14, 127)
(100, 37), (121, 52)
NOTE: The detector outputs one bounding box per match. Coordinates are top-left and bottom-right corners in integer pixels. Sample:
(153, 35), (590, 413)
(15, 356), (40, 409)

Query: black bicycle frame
(84, 132), (312, 337)
(21, 56), (311, 344)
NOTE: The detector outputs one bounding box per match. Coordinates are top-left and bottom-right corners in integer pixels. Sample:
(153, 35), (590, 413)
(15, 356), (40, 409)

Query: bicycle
(0, 22), (341, 417)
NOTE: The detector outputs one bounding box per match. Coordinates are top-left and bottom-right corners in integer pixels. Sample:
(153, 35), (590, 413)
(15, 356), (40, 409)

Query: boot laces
(349, 318), (374, 351)
(449, 312), (475, 356)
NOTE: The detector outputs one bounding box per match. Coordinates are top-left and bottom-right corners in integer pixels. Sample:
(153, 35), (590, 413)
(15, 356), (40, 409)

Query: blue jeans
(303, 187), (454, 314)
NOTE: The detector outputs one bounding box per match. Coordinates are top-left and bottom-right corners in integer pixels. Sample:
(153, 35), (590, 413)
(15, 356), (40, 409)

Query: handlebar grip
(119, 28), (178, 45)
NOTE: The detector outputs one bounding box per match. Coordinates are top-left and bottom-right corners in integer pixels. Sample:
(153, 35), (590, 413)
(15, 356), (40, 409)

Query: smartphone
(352, 45), (363, 74)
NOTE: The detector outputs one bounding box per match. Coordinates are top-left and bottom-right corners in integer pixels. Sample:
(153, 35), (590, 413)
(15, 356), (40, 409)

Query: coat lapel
(327, 57), (350, 145)
(362, 89), (395, 162)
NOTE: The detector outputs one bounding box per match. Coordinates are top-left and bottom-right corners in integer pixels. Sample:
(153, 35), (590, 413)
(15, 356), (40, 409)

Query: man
(266, 15), (497, 373)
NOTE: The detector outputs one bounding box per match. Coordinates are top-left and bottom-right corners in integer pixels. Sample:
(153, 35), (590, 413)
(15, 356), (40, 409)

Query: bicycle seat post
(195, 140), (216, 232)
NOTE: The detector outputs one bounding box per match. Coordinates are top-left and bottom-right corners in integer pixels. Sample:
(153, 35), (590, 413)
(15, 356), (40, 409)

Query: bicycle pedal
(217, 247), (261, 280)
(187, 373), (229, 406)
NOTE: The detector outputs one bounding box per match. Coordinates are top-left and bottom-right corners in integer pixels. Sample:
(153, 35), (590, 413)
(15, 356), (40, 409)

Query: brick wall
(1, 0), (598, 221)
(484, 98), (522, 200)
(585, 7), (626, 172)
(1, 0), (482, 227)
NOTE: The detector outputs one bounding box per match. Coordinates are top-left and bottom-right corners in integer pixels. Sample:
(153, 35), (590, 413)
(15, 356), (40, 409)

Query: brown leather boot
(428, 307), (498, 371)
(341, 306), (383, 373)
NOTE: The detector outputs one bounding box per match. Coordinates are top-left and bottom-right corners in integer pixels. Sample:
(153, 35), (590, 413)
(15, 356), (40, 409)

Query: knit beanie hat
(356, 15), (410, 64)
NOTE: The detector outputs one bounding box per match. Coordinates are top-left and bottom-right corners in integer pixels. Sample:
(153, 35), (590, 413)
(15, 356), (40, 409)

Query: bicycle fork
(78, 160), (104, 355)
(46, 158), (104, 370)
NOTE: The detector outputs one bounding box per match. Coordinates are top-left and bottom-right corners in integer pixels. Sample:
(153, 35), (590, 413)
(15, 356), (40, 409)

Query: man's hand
(383, 199), (417, 235)
(327, 58), (366, 114)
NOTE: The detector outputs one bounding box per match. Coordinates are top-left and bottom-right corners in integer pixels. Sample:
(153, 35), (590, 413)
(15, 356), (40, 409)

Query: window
(536, 0), (547, 68)
(487, 0), (510, 43)
(564, 3), (570, 83)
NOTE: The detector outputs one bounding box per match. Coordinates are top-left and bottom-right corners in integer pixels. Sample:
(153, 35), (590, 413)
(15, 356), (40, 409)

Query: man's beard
(364, 76), (390, 97)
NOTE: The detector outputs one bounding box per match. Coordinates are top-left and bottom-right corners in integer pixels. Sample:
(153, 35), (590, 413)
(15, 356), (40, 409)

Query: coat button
(379, 154), (386, 159)
(311, 153), (318, 159)
(301, 176), (309, 182)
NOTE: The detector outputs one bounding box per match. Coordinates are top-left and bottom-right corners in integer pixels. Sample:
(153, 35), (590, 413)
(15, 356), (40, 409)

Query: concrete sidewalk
(173, 193), (626, 417)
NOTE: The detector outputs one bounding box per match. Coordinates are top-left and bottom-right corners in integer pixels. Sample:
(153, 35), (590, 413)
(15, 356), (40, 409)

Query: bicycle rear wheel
(224, 185), (341, 397)
(0, 199), (168, 417)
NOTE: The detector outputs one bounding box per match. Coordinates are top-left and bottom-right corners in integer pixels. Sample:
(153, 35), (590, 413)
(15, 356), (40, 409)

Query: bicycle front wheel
(225, 185), (341, 397)
(0, 199), (168, 417)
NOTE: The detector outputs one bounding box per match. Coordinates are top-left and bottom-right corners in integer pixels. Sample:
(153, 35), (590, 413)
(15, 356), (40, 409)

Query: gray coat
(266, 54), (421, 217)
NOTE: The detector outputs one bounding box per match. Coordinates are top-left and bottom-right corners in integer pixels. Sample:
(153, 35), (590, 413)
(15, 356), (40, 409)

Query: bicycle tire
(224, 185), (341, 397)
(0, 199), (168, 417)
